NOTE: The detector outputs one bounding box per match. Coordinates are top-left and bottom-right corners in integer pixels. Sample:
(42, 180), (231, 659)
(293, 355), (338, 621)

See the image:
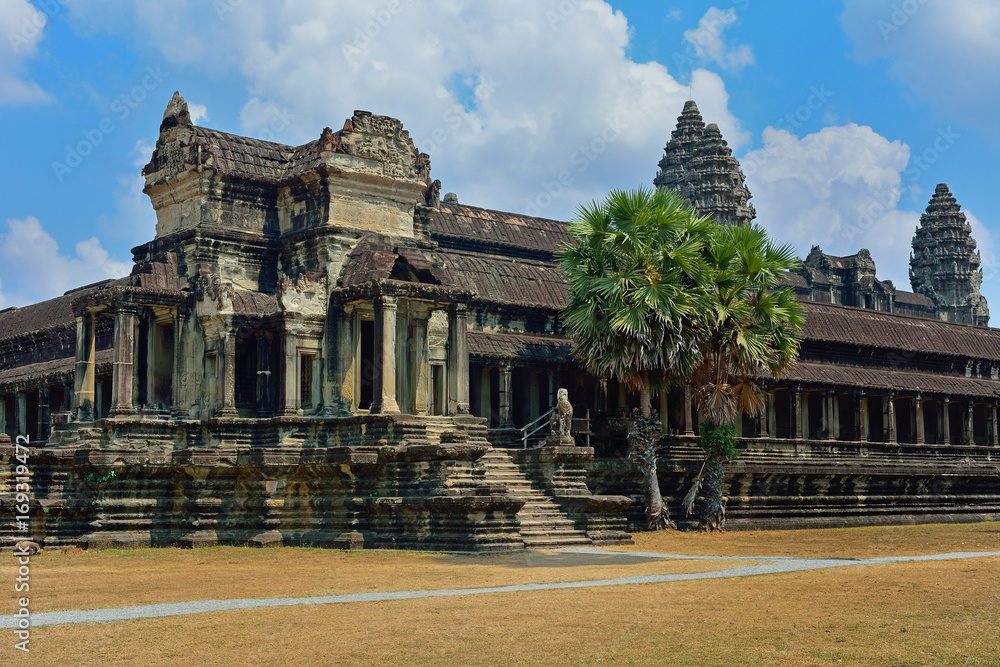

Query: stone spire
(159, 91), (192, 133)
(687, 123), (755, 226)
(909, 184), (989, 325)
(653, 101), (754, 225)
(653, 100), (705, 205)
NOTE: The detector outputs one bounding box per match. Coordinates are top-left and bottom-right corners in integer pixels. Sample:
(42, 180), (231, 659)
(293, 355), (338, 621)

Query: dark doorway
(359, 319), (375, 411)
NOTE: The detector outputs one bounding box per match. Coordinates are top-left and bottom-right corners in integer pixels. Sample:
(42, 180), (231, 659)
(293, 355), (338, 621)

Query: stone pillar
(767, 393), (777, 438)
(547, 370), (556, 410)
(683, 385), (694, 436)
(16, 392), (27, 435)
(38, 387), (50, 440)
(256, 333), (273, 417)
(915, 395), (925, 444)
(826, 391), (836, 440)
(499, 364), (513, 427)
(793, 386), (803, 439)
(412, 315), (429, 416)
(215, 333), (238, 418)
(446, 302), (469, 415)
(887, 393), (897, 444)
(73, 313), (96, 421)
(858, 392), (869, 442)
(992, 402), (999, 446)
(597, 379), (608, 412)
(658, 390), (669, 431)
(280, 331), (299, 416)
(0, 398), (6, 435)
(334, 310), (354, 414)
(943, 398), (951, 445)
(371, 296), (400, 414)
(111, 307), (137, 416)
(480, 367), (492, 424)
(170, 308), (183, 417)
(966, 400), (974, 445)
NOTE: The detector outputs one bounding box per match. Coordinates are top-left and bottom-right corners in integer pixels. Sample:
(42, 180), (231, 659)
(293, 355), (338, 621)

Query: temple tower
(654, 101), (755, 226)
(909, 184), (989, 325)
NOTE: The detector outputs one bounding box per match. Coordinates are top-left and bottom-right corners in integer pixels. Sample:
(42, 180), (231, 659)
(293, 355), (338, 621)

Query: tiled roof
(433, 203), (570, 257)
(0, 286), (102, 339)
(787, 360), (1000, 398)
(439, 250), (568, 310)
(468, 331), (574, 363)
(192, 127), (298, 184)
(339, 236), (445, 288)
(0, 348), (113, 388)
(894, 290), (934, 307)
(802, 301), (1000, 361)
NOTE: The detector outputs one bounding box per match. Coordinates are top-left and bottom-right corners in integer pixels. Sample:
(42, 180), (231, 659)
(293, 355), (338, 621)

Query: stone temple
(0, 94), (998, 551)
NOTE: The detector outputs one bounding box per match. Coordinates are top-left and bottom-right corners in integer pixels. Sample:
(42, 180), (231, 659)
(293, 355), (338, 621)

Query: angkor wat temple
(1, 95), (997, 551)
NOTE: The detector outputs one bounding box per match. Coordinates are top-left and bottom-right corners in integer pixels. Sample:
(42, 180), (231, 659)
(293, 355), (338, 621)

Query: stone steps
(481, 449), (591, 548)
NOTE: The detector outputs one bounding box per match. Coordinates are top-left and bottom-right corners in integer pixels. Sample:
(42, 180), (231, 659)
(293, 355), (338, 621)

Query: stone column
(887, 393), (897, 444)
(966, 400), (974, 445)
(942, 398), (951, 445)
(826, 391), (836, 440)
(215, 333), (238, 418)
(767, 393), (777, 438)
(0, 397), (6, 435)
(371, 296), (400, 414)
(73, 313), (97, 421)
(334, 310), (355, 414)
(658, 390), (669, 431)
(280, 331), (299, 416)
(683, 385), (694, 436)
(499, 364), (513, 427)
(992, 402), (999, 447)
(446, 303), (470, 415)
(111, 307), (137, 416)
(793, 386), (803, 439)
(915, 395), (925, 444)
(597, 379), (608, 412)
(412, 315), (429, 416)
(170, 308), (183, 417)
(38, 387), (50, 440)
(255, 333), (273, 417)
(16, 392), (26, 436)
(859, 392), (869, 442)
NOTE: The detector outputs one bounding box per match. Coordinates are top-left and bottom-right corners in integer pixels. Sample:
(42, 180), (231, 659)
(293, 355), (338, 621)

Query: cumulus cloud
(841, 0), (1000, 138)
(59, 0), (747, 220)
(742, 123), (921, 287)
(0, 217), (131, 307)
(683, 7), (755, 73)
(187, 101), (208, 124)
(0, 0), (54, 105)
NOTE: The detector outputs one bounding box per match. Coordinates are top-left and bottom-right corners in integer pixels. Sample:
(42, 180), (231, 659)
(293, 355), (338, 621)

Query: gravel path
(4, 548), (998, 629)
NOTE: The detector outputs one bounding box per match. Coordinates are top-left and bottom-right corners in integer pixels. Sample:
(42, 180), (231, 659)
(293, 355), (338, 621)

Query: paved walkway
(4, 548), (999, 629)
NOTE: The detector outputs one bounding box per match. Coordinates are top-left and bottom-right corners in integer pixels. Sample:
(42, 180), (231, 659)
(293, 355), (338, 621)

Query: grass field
(4, 522), (999, 666)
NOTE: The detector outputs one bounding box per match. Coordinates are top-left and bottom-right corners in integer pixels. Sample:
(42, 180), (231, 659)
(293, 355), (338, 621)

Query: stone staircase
(481, 448), (592, 548)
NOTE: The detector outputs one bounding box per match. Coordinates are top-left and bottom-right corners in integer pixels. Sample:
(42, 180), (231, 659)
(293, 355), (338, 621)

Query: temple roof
(433, 202), (570, 259)
(788, 360), (1000, 398)
(468, 331), (573, 363)
(0, 285), (104, 338)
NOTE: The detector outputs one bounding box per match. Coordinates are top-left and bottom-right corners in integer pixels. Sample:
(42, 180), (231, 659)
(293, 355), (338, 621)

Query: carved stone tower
(909, 183), (989, 325)
(654, 101), (755, 226)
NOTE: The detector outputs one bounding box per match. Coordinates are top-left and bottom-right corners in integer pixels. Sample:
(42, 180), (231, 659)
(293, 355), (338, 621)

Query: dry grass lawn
(3, 522), (1000, 666)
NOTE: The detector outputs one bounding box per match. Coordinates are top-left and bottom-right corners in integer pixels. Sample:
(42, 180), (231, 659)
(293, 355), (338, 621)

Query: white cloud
(0, 0), (53, 105)
(187, 101), (208, 124)
(841, 0), (1000, 138)
(96, 140), (158, 244)
(59, 0), (748, 221)
(683, 7), (755, 73)
(742, 123), (920, 288)
(0, 217), (131, 306)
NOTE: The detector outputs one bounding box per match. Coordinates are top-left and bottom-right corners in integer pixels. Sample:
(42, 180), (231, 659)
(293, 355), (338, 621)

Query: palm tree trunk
(639, 369), (651, 418)
(641, 456), (676, 530)
(699, 453), (726, 531)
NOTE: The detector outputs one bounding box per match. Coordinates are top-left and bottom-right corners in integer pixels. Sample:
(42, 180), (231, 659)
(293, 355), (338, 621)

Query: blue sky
(1, 0), (999, 312)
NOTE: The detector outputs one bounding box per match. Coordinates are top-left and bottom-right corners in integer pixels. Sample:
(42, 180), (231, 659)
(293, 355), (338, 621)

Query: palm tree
(683, 223), (805, 531)
(558, 186), (711, 530)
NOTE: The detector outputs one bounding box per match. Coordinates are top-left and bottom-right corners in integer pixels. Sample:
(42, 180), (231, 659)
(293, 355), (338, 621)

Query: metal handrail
(521, 408), (554, 448)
